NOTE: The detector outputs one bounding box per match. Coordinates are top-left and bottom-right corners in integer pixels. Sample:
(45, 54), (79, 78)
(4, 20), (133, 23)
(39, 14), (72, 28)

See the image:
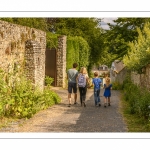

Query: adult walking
(67, 63), (78, 107)
(77, 67), (89, 107)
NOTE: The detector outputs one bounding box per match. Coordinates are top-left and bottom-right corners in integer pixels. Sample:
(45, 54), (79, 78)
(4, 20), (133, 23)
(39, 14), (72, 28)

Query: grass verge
(119, 91), (150, 132)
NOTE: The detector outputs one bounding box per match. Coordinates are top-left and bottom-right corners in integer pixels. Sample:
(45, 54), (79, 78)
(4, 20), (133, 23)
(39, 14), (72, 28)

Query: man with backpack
(77, 67), (89, 107)
(92, 71), (102, 107)
(67, 63), (78, 107)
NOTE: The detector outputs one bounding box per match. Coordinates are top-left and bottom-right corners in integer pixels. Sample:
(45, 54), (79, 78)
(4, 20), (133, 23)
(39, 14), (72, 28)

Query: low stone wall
(0, 20), (46, 90)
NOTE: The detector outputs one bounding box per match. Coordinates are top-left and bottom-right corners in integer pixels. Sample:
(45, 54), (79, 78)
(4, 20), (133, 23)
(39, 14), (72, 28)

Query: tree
(0, 17), (105, 71)
(123, 22), (150, 73)
(103, 18), (150, 63)
(48, 18), (104, 69)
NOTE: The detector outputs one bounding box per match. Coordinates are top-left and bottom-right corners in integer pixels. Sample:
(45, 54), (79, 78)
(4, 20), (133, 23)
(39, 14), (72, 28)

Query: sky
(100, 18), (117, 30)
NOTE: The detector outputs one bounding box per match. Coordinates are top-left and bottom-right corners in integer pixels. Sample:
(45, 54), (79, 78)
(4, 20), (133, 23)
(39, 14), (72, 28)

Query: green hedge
(67, 36), (90, 71)
(123, 79), (150, 119)
(46, 34), (90, 72)
(46, 32), (59, 49)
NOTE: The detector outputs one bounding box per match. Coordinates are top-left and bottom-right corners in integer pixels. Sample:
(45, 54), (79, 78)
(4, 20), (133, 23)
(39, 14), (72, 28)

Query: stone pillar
(25, 40), (45, 90)
(57, 35), (67, 88)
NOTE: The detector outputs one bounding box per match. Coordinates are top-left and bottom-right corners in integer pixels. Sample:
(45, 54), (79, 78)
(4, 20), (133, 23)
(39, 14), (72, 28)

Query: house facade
(110, 60), (127, 83)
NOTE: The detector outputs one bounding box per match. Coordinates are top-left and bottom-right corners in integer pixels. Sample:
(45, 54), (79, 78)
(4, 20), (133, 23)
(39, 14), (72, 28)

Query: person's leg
(104, 97), (107, 107)
(74, 93), (77, 104)
(79, 87), (83, 106)
(68, 93), (71, 106)
(68, 82), (72, 107)
(73, 83), (77, 104)
(82, 87), (87, 107)
(97, 89), (101, 106)
(108, 97), (110, 106)
(94, 89), (98, 106)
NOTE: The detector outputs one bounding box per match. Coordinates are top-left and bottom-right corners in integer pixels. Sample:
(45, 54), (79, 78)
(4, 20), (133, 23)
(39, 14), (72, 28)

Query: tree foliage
(102, 18), (150, 65)
(0, 18), (48, 31)
(123, 22), (150, 73)
(48, 18), (104, 67)
(67, 36), (90, 71)
(0, 18), (104, 70)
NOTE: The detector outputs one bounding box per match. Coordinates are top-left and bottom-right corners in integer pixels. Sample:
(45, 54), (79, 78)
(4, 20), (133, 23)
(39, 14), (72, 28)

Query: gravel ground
(0, 87), (128, 132)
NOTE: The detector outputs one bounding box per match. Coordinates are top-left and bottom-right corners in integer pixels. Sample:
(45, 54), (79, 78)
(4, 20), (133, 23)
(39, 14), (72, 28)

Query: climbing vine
(47, 34), (90, 71)
(46, 32), (59, 49)
(67, 36), (90, 71)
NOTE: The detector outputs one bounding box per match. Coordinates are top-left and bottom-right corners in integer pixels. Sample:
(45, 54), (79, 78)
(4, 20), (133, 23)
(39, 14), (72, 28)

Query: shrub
(45, 76), (54, 86)
(111, 81), (123, 90)
(123, 79), (150, 119)
(0, 68), (61, 119)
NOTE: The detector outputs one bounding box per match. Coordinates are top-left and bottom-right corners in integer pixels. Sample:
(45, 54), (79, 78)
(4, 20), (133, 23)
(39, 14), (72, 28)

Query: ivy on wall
(46, 33), (90, 72)
(46, 32), (59, 49)
(67, 36), (90, 71)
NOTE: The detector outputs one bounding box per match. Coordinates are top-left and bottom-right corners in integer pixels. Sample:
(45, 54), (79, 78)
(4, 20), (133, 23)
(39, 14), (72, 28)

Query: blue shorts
(68, 82), (77, 93)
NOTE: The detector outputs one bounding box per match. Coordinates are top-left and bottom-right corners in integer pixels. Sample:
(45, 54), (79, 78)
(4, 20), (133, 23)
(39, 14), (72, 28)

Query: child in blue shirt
(92, 72), (102, 106)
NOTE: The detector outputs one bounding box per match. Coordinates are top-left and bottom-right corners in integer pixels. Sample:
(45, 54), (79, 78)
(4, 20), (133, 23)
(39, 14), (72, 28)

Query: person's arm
(76, 74), (79, 83)
(90, 78), (94, 88)
(87, 78), (93, 88)
(103, 84), (106, 89)
(86, 76), (89, 83)
(66, 70), (69, 80)
(100, 79), (102, 86)
(110, 84), (112, 90)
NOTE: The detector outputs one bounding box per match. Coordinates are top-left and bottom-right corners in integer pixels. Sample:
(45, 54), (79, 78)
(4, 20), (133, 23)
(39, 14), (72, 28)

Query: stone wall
(114, 67), (127, 84)
(110, 67), (127, 84)
(131, 64), (150, 90)
(0, 20), (46, 90)
(57, 35), (67, 88)
(113, 63), (150, 91)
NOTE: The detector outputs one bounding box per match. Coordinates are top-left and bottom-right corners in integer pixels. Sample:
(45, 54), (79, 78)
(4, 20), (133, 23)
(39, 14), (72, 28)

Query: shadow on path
(0, 88), (128, 132)
(43, 88), (128, 132)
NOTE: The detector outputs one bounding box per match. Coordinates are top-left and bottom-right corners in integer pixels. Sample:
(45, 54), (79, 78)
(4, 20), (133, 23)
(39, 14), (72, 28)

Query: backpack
(93, 78), (100, 89)
(78, 74), (86, 87)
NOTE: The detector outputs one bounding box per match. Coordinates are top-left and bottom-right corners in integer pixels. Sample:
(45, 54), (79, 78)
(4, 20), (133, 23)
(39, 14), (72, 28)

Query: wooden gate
(45, 48), (57, 86)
